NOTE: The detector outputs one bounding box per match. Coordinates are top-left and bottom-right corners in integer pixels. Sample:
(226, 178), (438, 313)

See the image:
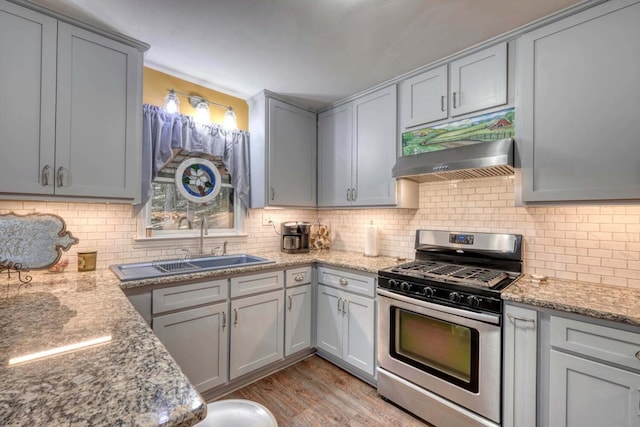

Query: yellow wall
(142, 67), (249, 131)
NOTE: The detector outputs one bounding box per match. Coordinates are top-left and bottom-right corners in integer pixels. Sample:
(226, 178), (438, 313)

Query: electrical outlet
(262, 213), (272, 226)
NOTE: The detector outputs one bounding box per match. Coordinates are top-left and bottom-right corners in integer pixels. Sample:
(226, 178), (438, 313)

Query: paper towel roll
(364, 224), (378, 257)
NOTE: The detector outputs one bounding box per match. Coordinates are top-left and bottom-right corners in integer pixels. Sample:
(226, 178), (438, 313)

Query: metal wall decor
(0, 213), (79, 281)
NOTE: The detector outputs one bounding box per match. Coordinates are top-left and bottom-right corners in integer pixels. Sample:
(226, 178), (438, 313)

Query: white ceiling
(30, 0), (583, 110)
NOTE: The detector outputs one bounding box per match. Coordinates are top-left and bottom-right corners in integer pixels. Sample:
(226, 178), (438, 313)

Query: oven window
(391, 307), (479, 392)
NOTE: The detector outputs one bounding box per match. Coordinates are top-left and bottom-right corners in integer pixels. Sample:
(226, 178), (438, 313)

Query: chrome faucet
(199, 215), (208, 255)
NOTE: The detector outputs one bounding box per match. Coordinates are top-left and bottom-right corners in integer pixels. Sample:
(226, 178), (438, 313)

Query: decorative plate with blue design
(174, 158), (222, 203)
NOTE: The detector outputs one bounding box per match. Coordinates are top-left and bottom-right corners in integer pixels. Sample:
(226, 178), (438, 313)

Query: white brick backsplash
(2, 175), (640, 287)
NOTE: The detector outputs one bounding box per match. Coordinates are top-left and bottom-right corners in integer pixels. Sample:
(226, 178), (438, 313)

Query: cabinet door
(317, 103), (353, 207)
(229, 290), (285, 380)
(450, 43), (507, 117)
(399, 65), (448, 129)
(153, 302), (229, 392)
(285, 284), (312, 356)
(0, 1), (56, 195)
(56, 22), (142, 200)
(518, 0), (640, 202)
(503, 304), (537, 427)
(268, 98), (317, 207)
(352, 85), (398, 206)
(316, 284), (343, 359)
(342, 292), (375, 376)
(549, 350), (640, 427)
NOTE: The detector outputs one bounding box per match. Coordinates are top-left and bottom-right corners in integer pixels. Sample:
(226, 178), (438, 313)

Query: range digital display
(449, 233), (474, 245)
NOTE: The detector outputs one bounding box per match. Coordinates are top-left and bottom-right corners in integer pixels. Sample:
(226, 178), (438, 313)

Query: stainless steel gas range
(377, 230), (523, 427)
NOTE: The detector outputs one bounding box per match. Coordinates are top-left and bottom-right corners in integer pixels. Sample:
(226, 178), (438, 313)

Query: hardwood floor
(216, 355), (431, 426)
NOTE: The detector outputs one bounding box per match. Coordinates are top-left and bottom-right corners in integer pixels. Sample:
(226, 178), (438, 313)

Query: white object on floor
(198, 399), (278, 427)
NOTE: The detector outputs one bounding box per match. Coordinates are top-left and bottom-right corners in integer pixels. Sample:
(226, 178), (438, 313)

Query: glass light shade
(194, 101), (210, 124)
(223, 108), (238, 130)
(164, 91), (180, 114)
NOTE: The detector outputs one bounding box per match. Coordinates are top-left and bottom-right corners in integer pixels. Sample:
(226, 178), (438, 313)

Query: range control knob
(422, 287), (435, 297)
(449, 292), (463, 303)
(388, 279), (398, 289)
(400, 282), (411, 291)
(466, 295), (481, 307)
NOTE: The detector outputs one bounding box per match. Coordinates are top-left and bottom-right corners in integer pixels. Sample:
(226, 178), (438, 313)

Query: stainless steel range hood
(392, 138), (515, 183)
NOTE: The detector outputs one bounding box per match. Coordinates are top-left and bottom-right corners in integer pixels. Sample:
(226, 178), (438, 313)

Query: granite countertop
(0, 270), (206, 427)
(503, 275), (640, 327)
(117, 250), (407, 290)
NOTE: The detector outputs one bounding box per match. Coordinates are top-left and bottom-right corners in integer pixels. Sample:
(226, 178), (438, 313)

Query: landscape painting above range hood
(393, 108), (515, 182)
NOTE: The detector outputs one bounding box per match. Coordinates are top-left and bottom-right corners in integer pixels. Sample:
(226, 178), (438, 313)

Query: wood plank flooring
(216, 355), (431, 426)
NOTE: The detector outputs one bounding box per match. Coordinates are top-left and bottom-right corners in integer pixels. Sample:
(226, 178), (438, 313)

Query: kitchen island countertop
(503, 275), (640, 327)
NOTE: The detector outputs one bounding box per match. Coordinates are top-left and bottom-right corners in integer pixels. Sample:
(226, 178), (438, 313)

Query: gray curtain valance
(137, 104), (250, 212)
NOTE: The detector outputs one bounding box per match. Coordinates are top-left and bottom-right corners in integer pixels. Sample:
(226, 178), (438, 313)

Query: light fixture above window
(163, 89), (238, 130)
(163, 89), (180, 114)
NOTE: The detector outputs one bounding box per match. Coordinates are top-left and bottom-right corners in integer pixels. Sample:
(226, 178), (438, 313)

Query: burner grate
(390, 261), (511, 288)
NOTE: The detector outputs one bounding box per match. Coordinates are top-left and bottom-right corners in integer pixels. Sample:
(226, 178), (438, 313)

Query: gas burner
(391, 261), (512, 289)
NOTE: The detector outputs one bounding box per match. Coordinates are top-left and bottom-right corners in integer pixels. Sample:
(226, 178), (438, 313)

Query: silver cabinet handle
(440, 95), (445, 112)
(352, 188), (357, 201)
(452, 91), (458, 109)
(233, 308), (238, 326)
(339, 277), (348, 286)
(288, 295), (293, 311)
(57, 167), (65, 187)
(507, 313), (535, 325)
(346, 188), (351, 201)
(337, 297), (342, 313)
(222, 311), (226, 330)
(270, 187), (275, 201)
(41, 165), (50, 186)
(635, 350), (640, 360)
(342, 299), (348, 314)
(294, 274), (304, 282)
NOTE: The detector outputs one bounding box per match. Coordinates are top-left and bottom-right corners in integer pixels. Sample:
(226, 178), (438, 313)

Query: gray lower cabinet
(547, 315), (640, 427)
(503, 303), (537, 427)
(229, 271), (285, 380)
(517, 0), (640, 202)
(151, 279), (229, 392)
(285, 266), (313, 356)
(315, 267), (376, 380)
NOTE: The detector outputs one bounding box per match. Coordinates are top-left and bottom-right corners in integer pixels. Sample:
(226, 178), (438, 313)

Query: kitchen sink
(110, 254), (274, 281)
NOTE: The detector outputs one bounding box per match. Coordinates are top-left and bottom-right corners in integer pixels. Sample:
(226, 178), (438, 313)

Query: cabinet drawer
(230, 270), (284, 298)
(285, 266), (312, 288)
(317, 266), (375, 298)
(550, 315), (640, 372)
(152, 279), (228, 314)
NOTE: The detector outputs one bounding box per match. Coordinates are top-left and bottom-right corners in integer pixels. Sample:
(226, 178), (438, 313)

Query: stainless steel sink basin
(110, 254), (274, 281)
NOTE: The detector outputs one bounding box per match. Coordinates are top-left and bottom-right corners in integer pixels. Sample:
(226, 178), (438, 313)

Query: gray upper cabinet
(517, 0), (640, 203)
(450, 43), (507, 117)
(399, 43), (507, 131)
(0, 0), (144, 202)
(399, 65), (448, 129)
(318, 85), (417, 207)
(249, 92), (317, 208)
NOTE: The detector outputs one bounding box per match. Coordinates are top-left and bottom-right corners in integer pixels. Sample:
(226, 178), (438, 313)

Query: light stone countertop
(0, 270), (207, 427)
(502, 275), (640, 326)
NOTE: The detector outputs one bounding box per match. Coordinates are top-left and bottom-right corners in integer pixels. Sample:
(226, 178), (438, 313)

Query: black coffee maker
(281, 221), (311, 253)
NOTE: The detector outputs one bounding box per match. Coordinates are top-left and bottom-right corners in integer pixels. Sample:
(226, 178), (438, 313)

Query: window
(143, 162), (243, 237)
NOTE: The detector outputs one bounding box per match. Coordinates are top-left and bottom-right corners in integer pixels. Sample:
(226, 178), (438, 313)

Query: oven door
(377, 289), (502, 423)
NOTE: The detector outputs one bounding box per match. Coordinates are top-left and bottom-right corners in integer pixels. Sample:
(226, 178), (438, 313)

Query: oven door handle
(377, 289), (501, 325)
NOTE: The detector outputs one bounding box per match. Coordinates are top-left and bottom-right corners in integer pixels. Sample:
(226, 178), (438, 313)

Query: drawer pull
(222, 311), (226, 330)
(41, 165), (50, 186)
(233, 308), (238, 326)
(339, 277), (348, 286)
(635, 351), (640, 361)
(507, 313), (535, 324)
(288, 295), (293, 311)
(343, 299), (348, 314)
(294, 273), (304, 282)
(337, 297), (342, 313)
